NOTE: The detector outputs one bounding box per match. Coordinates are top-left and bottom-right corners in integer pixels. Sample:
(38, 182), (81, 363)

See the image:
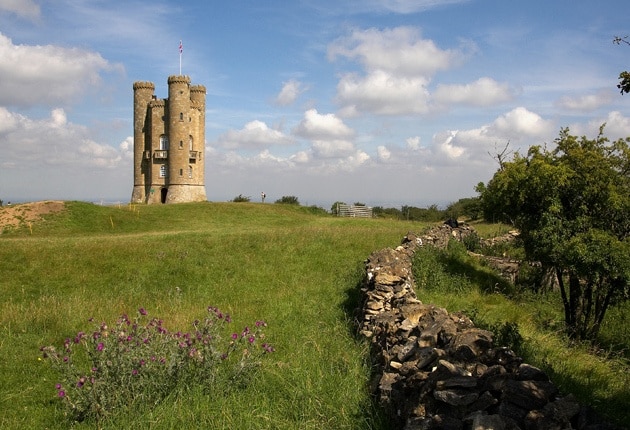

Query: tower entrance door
(160, 188), (168, 204)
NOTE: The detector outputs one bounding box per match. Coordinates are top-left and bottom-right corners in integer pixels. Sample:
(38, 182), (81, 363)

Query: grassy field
(0, 201), (419, 429)
(412, 243), (630, 427)
(1, 201), (628, 429)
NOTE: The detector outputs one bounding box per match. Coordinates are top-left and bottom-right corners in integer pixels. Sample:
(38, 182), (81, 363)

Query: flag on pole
(179, 40), (183, 75)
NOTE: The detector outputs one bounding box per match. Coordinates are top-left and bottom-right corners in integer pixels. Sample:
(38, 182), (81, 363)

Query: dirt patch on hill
(0, 201), (66, 233)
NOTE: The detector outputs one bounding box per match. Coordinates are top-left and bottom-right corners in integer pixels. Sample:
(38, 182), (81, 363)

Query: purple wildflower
(96, 342), (104, 351)
(58, 390), (65, 398)
(138, 307), (147, 316)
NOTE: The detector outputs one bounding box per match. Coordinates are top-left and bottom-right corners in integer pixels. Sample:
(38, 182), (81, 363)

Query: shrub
(41, 307), (273, 423)
(274, 195), (300, 205)
(231, 194), (251, 202)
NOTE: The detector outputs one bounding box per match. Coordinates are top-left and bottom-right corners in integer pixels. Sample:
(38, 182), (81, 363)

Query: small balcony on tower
(153, 150), (168, 159)
(189, 151), (200, 161)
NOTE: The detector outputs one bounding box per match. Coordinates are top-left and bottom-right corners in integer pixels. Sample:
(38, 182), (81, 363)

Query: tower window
(189, 135), (193, 150)
(160, 164), (167, 178)
(159, 135), (169, 150)
(188, 166), (193, 178)
(179, 168), (183, 176)
(179, 140), (183, 149)
(179, 112), (183, 121)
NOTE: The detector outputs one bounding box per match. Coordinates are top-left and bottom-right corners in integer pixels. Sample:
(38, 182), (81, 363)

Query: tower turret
(131, 81), (155, 203)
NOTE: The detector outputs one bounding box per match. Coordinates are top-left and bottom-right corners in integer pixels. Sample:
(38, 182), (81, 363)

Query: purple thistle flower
(132, 369), (138, 376)
(58, 390), (65, 398)
(138, 307), (147, 316)
(248, 335), (256, 344)
(55, 383), (62, 390)
(96, 342), (104, 351)
(231, 333), (238, 340)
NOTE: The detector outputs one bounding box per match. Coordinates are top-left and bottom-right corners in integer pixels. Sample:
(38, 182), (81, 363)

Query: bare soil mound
(0, 201), (65, 233)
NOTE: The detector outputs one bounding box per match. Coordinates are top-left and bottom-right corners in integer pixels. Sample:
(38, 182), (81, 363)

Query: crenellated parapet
(149, 99), (166, 108)
(167, 75), (191, 85)
(190, 85), (206, 94)
(133, 81), (155, 91)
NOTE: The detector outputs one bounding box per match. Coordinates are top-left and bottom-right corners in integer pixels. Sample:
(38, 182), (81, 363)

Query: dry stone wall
(359, 225), (619, 430)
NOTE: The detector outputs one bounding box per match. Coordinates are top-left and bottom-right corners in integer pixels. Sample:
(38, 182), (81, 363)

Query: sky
(0, 0), (628, 208)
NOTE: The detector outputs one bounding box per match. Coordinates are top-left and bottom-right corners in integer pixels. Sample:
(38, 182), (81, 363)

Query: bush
(231, 194), (250, 202)
(41, 307), (273, 423)
(274, 195), (300, 205)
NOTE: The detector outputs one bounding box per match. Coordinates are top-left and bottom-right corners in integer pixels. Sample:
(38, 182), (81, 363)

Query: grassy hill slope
(0, 201), (418, 429)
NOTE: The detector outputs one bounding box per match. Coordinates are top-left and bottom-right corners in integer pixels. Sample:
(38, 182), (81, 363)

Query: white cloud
(336, 70), (431, 116)
(0, 33), (120, 108)
(555, 90), (614, 112)
(570, 111), (630, 140)
(312, 139), (355, 158)
(216, 120), (294, 149)
(0, 0), (40, 21)
(328, 26), (479, 116)
(377, 145), (391, 161)
(406, 136), (421, 150)
(490, 107), (556, 139)
(275, 79), (306, 106)
(434, 77), (516, 107)
(293, 109), (354, 139)
(329, 27), (462, 77)
(0, 107), (129, 170)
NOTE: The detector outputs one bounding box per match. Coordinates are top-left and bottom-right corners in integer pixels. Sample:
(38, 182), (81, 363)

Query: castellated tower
(131, 76), (207, 204)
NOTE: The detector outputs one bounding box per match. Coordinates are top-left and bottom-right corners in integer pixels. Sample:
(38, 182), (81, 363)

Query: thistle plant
(41, 306), (274, 423)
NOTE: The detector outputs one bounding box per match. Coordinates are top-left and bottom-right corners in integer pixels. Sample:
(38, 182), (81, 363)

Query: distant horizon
(0, 193), (468, 210)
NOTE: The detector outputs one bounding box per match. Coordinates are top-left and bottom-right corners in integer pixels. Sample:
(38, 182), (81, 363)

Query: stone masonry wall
(358, 225), (619, 430)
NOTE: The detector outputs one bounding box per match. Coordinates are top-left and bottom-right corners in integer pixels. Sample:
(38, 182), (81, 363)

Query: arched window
(179, 112), (183, 121)
(159, 164), (167, 178)
(189, 135), (193, 150)
(159, 135), (169, 150)
(188, 165), (193, 178)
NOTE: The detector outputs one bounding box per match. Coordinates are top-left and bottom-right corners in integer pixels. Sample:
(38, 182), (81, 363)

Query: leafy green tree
(274, 195), (300, 205)
(231, 194), (250, 202)
(479, 127), (630, 340)
(613, 36), (630, 94)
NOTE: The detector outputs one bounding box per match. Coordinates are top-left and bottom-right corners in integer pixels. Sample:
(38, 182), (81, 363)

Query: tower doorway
(160, 188), (168, 204)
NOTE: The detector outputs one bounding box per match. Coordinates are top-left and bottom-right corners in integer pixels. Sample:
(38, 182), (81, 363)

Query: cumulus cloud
(293, 109), (354, 139)
(335, 70), (431, 116)
(0, 107), (129, 169)
(406, 136), (422, 150)
(555, 90), (614, 112)
(328, 26), (486, 116)
(570, 111), (630, 140)
(0, 33), (120, 108)
(216, 120), (294, 149)
(377, 145), (391, 162)
(0, 0), (40, 21)
(490, 107), (555, 138)
(434, 77), (516, 107)
(329, 27), (462, 77)
(275, 79), (307, 106)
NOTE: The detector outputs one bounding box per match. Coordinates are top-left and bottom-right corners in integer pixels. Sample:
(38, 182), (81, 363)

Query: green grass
(0, 201), (421, 429)
(412, 243), (630, 427)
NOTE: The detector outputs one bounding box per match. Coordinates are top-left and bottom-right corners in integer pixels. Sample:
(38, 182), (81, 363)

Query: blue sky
(0, 0), (628, 208)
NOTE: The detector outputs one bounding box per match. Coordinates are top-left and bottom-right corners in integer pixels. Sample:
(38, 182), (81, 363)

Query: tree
(479, 127), (630, 340)
(274, 195), (300, 205)
(613, 36), (630, 94)
(231, 194), (250, 202)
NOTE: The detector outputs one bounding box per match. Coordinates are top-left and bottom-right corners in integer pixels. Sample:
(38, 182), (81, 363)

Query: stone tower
(131, 75), (207, 204)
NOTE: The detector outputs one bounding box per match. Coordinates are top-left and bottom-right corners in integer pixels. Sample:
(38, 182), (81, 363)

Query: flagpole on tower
(179, 40), (183, 75)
